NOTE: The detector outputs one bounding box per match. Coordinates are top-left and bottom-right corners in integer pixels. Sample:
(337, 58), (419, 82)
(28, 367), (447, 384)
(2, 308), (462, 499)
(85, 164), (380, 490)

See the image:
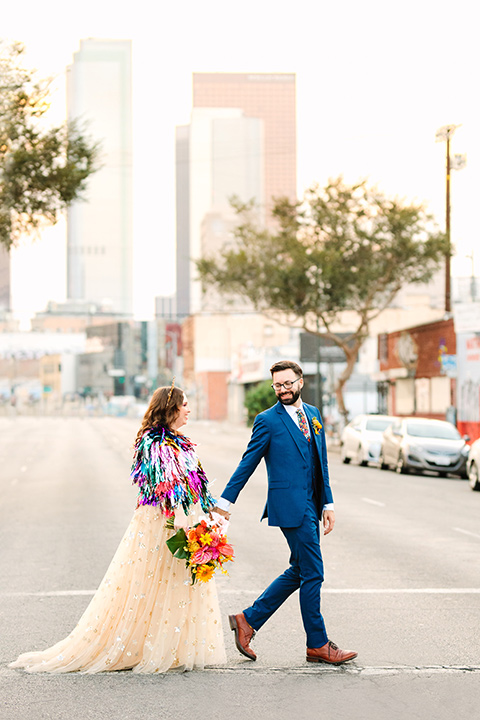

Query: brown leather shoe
(306, 641), (357, 665)
(228, 613), (257, 661)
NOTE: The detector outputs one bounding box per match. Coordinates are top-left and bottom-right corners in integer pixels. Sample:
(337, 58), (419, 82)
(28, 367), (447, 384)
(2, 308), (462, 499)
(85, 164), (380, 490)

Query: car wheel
(379, 450), (389, 470)
(469, 461), (480, 491)
(356, 445), (368, 466)
(395, 452), (409, 474)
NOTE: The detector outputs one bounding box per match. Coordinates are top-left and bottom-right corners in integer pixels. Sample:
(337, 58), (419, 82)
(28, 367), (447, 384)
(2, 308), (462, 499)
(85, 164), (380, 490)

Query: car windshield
(405, 422), (461, 440)
(365, 418), (394, 432)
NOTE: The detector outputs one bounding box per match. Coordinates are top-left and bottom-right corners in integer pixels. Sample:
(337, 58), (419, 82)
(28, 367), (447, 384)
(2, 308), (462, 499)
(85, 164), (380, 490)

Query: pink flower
(218, 543), (234, 559)
(191, 547), (213, 565)
(208, 531), (221, 547)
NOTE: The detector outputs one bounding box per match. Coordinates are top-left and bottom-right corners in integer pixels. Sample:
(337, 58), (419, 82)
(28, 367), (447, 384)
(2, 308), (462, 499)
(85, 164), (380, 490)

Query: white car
(466, 438), (480, 491)
(341, 414), (396, 466)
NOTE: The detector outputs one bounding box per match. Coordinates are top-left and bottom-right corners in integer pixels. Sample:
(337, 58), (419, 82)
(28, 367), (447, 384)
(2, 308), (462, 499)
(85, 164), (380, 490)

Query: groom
(213, 360), (357, 665)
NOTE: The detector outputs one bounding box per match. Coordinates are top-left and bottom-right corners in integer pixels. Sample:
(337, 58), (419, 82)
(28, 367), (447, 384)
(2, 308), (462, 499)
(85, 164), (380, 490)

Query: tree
(197, 177), (449, 418)
(244, 380), (276, 425)
(0, 41), (99, 250)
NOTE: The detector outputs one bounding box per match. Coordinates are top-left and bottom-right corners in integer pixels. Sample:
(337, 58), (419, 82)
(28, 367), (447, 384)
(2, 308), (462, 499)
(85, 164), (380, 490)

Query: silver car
(380, 417), (469, 477)
(466, 438), (480, 491)
(341, 414), (396, 466)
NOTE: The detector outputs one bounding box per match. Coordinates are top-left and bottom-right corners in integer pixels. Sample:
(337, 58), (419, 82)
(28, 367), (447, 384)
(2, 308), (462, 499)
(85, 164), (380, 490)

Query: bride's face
(171, 395), (190, 431)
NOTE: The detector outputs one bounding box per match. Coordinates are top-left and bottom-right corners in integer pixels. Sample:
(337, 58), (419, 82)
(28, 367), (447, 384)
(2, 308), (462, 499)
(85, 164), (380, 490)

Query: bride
(9, 384), (227, 673)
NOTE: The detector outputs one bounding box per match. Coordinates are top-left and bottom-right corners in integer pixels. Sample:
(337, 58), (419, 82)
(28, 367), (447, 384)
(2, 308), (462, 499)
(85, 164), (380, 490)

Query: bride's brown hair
(134, 385), (184, 446)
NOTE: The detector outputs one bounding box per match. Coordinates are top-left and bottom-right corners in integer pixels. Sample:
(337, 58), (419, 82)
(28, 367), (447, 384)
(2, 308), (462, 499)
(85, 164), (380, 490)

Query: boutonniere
(312, 417), (322, 435)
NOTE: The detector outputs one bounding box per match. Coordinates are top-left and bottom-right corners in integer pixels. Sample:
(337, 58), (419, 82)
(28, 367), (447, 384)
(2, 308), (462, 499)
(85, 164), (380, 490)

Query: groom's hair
(270, 360), (303, 377)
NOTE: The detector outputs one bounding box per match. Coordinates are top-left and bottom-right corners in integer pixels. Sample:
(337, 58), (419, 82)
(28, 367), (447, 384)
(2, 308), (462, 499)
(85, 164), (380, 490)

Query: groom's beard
(278, 388), (302, 405)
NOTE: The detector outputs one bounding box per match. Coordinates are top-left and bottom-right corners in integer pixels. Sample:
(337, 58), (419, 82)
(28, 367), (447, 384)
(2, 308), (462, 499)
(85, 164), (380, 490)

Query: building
(453, 301), (480, 441)
(174, 73), (297, 419)
(193, 73), (297, 212)
(377, 318), (456, 419)
(176, 72), (297, 317)
(0, 331), (86, 406)
(66, 39), (133, 315)
(77, 321), (148, 398)
(31, 300), (129, 333)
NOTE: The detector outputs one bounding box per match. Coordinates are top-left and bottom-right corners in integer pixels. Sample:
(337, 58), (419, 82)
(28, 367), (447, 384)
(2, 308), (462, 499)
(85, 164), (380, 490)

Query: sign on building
(300, 332), (355, 364)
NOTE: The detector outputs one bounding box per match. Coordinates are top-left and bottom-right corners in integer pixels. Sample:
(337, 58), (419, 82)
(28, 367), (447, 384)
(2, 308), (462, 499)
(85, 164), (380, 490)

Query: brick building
(377, 318), (456, 419)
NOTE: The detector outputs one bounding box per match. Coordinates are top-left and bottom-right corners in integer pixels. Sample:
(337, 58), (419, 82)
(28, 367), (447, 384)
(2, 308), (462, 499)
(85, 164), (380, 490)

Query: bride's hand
(210, 505), (231, 521)
(173, 507), (190, 531)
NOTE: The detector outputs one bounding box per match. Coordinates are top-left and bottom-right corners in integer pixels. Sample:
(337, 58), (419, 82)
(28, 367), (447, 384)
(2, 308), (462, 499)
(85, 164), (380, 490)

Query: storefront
(377, 318), (456, 420)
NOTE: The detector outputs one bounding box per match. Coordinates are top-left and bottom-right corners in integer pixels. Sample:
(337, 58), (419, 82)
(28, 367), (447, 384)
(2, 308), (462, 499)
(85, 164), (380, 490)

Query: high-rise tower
(176, 73), (296, 317)
(193, 73), (296, 210)
(67, 39), (133, 315)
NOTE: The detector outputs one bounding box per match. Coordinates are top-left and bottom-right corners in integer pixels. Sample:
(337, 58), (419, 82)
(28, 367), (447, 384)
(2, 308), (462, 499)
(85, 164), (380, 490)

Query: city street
(1, 416), (480, 720)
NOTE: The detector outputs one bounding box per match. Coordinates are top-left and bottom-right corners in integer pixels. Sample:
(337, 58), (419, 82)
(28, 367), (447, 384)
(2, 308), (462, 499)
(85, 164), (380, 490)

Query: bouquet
(166, 513), (234, 584)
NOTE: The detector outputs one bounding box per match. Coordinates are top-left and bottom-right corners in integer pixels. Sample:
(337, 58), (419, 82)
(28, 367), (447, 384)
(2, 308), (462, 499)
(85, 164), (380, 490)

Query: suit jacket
(221, 401), (333, 528)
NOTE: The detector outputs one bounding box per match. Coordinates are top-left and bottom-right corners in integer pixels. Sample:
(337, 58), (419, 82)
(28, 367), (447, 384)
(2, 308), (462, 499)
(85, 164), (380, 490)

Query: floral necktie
(296, 408), (310, 442)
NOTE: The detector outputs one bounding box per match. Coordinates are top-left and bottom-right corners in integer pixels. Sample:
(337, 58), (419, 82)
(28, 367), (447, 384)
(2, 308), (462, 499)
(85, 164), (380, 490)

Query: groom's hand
(210, 505), (231, 521)
(323, 509), (335, 535)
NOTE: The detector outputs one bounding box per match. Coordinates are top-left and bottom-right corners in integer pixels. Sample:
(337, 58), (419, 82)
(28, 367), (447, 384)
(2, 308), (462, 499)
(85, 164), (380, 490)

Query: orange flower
(187, 528), (198, 543)
(196, 521), (207, 538)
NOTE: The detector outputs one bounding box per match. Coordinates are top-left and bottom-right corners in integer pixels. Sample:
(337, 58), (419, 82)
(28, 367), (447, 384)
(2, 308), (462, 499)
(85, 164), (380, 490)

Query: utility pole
(435, 124), (466, 313)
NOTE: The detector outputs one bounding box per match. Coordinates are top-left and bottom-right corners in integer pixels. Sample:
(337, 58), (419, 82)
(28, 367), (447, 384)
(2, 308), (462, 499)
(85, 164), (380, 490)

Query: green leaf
(166, 529), (189, 559)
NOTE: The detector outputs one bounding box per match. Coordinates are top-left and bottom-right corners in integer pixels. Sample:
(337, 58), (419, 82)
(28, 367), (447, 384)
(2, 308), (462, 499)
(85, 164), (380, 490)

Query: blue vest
(305, 418), (322, 511)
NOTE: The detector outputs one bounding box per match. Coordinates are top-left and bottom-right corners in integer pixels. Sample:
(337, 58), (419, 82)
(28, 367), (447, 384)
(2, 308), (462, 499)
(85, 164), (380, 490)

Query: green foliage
(197, 177), (448, 417)
(244, 380), (276, 425)
(165, 528), (189, 559)
(0, 41), (99, 249)
(198, 179), (447, 324)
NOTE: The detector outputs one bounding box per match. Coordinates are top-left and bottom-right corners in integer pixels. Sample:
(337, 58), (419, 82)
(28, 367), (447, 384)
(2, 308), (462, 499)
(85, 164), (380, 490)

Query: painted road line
(362, 497), (386, 507)
(4, 588), (480, 597)
(204, 665), (480, 676)
(452, 527), (480, 540)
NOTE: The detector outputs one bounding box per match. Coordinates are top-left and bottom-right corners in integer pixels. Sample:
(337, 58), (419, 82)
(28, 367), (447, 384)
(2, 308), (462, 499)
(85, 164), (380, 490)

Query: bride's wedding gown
(9, 504), (226, 673)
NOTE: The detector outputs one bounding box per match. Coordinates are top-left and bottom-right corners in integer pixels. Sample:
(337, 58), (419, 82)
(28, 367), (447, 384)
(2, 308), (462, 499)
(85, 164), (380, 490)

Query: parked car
(341, 414), (396, 466)
(380, 417), (469, 477)
(466, 438), (480, 491)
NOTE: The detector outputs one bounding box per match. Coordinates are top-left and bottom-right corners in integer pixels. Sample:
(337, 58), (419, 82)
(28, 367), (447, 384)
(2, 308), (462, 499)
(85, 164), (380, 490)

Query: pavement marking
(323, 588), (480, 594)
(452, 527), (480, 541)
(3, 664), (480, 678)
(361, 497), (385, 507)
(204, 665), (480, 676)
(4, 588), (480, 598)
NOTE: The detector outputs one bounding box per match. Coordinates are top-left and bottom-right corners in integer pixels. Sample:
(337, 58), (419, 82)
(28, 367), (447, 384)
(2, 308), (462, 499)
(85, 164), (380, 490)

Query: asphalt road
(1, 416), (479, 720)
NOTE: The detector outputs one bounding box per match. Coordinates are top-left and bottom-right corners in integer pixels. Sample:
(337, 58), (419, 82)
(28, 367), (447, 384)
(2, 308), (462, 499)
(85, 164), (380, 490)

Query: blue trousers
(243, 501), (328, 649)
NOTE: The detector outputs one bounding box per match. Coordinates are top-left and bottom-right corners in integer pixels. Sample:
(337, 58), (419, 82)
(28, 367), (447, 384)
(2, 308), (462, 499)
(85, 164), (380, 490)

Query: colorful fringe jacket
(131, 425), (215, 518)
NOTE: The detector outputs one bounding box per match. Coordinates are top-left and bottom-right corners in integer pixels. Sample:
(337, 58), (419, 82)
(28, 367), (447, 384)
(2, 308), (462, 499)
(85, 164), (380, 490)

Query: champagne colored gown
(9, 427), (227, 674)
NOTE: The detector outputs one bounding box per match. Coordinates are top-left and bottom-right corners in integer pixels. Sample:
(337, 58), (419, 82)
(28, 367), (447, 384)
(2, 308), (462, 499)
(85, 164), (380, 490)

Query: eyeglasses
(271, 378), (301, 391)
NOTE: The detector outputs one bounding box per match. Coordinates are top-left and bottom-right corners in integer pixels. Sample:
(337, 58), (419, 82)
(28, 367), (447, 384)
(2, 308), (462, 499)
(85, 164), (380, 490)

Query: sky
(3, 0), (479, 325)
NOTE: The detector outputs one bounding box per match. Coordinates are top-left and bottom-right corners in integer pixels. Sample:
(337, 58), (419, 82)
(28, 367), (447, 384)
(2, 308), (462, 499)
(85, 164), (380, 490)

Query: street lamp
(435, 124), (467, 313)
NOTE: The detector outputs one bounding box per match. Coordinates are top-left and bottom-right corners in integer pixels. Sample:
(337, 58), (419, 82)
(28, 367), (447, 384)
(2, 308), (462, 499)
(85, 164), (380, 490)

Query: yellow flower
(188, 541), (200, 553)
(312, 417), (322, 435)
(199, 533), (212, 546)
(195, 564), (215, 582)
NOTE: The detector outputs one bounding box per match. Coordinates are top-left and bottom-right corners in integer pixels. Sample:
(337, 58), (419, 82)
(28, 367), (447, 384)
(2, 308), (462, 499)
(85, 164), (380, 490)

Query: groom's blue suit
(221, 400), (333, 648)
